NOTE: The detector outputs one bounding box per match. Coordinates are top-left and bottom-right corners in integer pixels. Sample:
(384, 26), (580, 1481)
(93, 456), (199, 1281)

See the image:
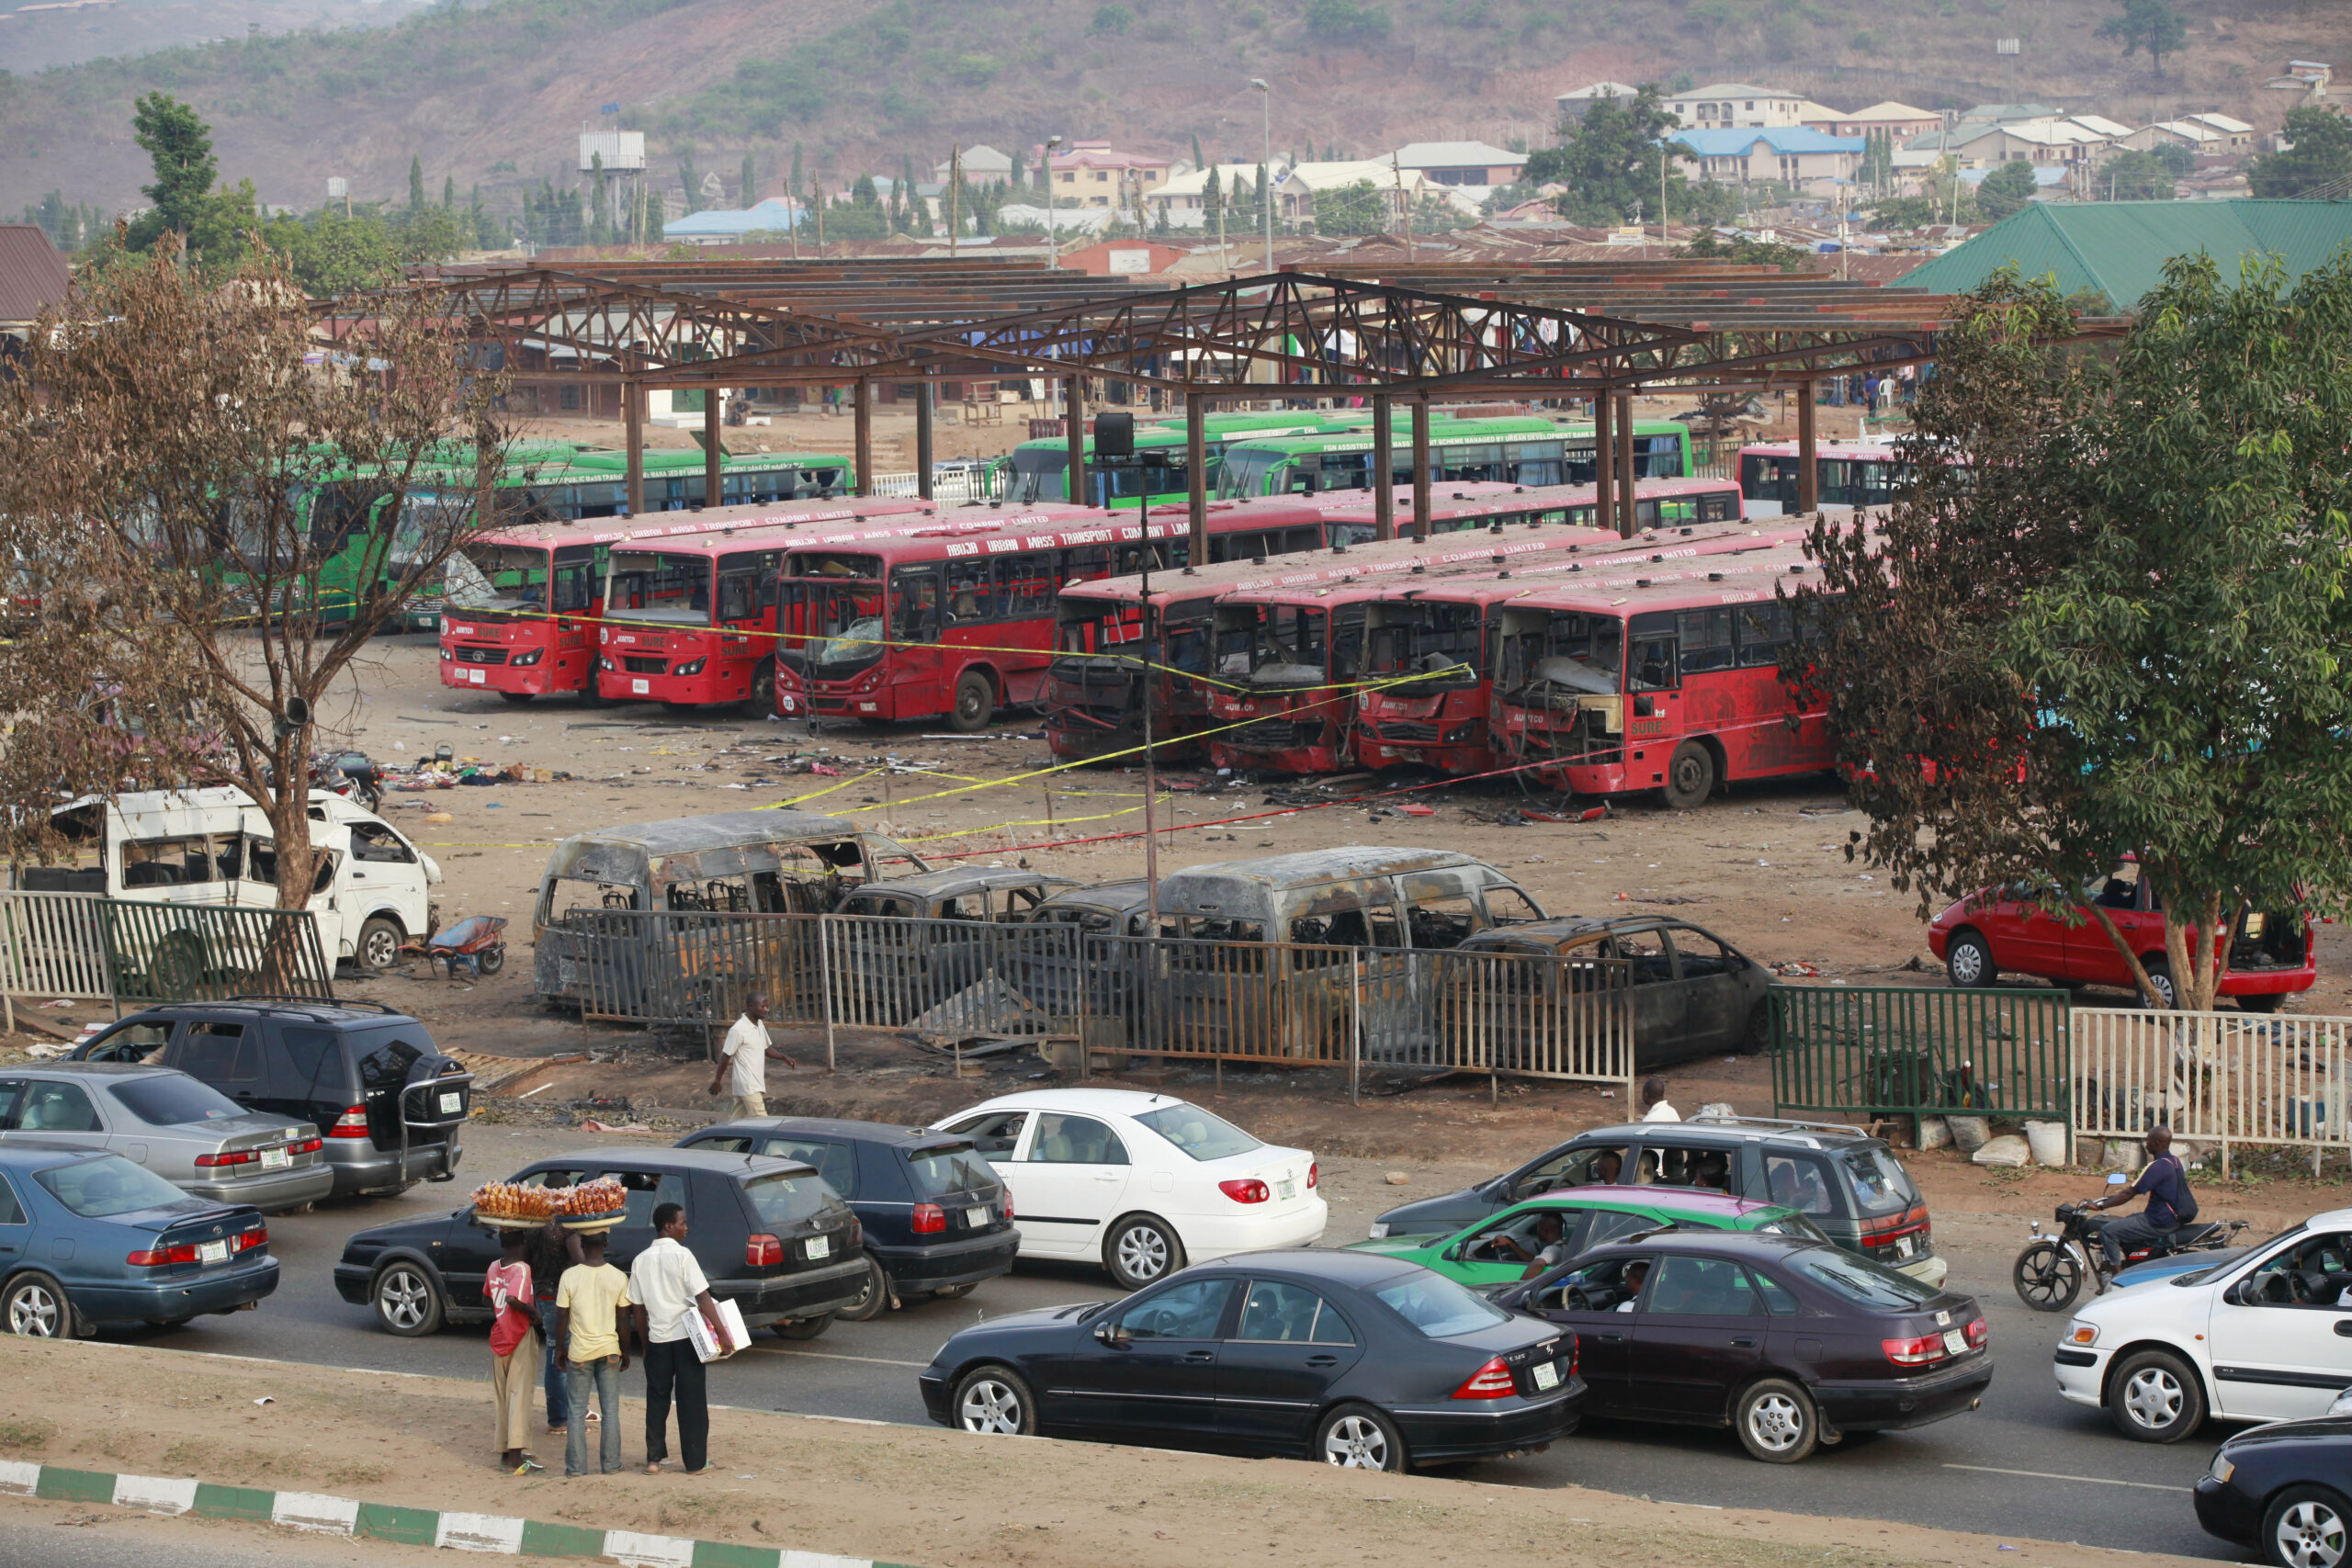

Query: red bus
(440, 498), (951, 704)
(1352, 516), (1822, 776)
(1490, 542), (1839, 808)
(1046, 503), (1628, 763)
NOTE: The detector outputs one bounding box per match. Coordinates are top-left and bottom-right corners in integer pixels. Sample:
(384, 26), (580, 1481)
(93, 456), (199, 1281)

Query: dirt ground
(0, 1337), (2200, 1568)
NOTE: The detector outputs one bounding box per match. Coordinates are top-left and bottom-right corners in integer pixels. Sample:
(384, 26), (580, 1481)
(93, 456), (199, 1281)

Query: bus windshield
(1217, 447), (1288, 499)
(391, 489), (481, 565)
(1363, 603), (1483, 687)
(1499, 612), (1623, 697)
(447, 543), (599, 615)
(1056, 599), (1142, 656)
(1009, 448), (1069, 503)
(1221, 604), (1327, 683)
(783, 578), (888, 670)
(605, 550), (715, 624)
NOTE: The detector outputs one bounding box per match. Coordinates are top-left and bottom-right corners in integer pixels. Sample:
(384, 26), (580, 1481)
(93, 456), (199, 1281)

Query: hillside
(5, 0), (2349, 225)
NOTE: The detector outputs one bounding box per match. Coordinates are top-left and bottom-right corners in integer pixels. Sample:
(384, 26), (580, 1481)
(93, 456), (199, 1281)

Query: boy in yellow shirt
(553, 1233), (633, 1476)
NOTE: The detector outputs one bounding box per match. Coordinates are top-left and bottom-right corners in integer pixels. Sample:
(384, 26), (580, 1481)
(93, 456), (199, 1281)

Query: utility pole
(1391, 151), (1411, 254)
(948, 145), (962, 257)
(1044, 133), (1064, 268)
(1250, 79), (1273, 272)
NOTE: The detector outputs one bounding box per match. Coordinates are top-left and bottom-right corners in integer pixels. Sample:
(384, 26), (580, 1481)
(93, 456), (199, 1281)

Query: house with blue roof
(662, 197), (805, 245)
(1663, 127), (1867, 193)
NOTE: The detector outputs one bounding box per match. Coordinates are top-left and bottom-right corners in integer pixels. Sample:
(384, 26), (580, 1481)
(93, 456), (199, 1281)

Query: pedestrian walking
(554, 1232), (632, 1477)
(526, 1218), (585, 1436)
(707, 990), (797, 1118)
(484, 1230), (545, 1474)
(1640, 1076), (1679, 1122)
(630, 1201), (727, 1474)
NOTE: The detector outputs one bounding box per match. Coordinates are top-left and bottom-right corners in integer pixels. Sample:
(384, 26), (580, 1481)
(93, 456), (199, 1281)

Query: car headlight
(2066, 1321), (2098, 1347)
(2211, 1452), (2235, 1484)
(1367, 1222), (1388, 1239)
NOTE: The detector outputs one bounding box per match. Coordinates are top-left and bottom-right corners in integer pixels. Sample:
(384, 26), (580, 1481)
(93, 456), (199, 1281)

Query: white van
(26, 788), (442, 973)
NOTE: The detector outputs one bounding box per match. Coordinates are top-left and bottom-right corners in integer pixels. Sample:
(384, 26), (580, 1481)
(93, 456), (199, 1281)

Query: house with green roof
(1897, 199), (2352, 311)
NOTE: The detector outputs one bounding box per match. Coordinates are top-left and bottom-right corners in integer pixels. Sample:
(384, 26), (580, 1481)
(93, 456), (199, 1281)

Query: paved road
(85, 1126), (2237, 1561)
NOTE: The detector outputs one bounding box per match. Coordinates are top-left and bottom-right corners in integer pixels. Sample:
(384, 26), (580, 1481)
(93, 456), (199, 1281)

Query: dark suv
(333, 1148), (866, 1338)
(70, 998), (470, 1199)
(674, 1117), (1017, 1317)
(1370, 1114), (1946, 1287)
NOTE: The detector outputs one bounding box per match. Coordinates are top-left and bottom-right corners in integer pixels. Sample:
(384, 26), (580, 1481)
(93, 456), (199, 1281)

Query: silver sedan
(0, 1063), (333, 1213)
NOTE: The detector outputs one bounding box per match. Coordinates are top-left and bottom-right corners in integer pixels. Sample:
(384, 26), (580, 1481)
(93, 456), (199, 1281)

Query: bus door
(1625, 611), (1680, 761)
(550, 545), (600, 671)
(716, 549), (781, 673)
(891, 565), (944, 694)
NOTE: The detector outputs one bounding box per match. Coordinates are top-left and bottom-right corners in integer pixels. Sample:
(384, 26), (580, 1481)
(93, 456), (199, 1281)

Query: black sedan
(334, 1148), (867, 1338)
(917, 1249), (1580, 1472)
(1492, 1232), (1992, 1462)
(2196, 1414), (2352, 1568)
(675, 1117), (1017, 1320)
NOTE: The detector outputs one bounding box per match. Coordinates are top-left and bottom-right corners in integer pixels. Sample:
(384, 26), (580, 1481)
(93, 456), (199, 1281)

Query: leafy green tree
(2149, 142), (2197, 179)
(408, 154), (425, 212)
(1091, 4), (1133, 33)
(441, 175), (455, 210)
(1522, 83), (1695, 226)
(677, 150), (701, 215)
(2098, 149), (2175, 200)
(130, 93), (218, 243)
(740, 151), (756, 206)
(1314, 179), (1387, 234)
(1796, 259), (2352, 1011)
(1303, 0), (1389, 41)
(1679, 230), (1810, 271)
(270, 208), (400, 295)
(1192, 132), (1205, 171)
(2246, 107), (2352, 197)
(2095, 0), (2188, 78)
(1974, 159), (2041, 220)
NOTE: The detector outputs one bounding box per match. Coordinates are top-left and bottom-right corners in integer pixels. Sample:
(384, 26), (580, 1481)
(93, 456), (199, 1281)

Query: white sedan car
(2055, 1203), (2352, 1443)
(930, 1089), (1327, 1289)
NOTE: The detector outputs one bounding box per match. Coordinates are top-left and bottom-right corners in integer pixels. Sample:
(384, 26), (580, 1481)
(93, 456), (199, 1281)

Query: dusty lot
(0, 1337), (2199, 1568)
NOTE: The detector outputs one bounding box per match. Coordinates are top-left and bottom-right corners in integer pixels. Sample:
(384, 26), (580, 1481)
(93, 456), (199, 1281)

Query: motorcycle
(315, 750), (383, 813)
(2013, 1171), (2246, 1312)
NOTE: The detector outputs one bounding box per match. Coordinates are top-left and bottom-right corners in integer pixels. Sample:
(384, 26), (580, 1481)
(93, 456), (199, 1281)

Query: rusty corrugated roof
(0, 224), (70, 327)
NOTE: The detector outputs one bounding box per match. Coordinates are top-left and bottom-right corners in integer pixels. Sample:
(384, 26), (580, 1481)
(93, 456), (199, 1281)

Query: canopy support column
(702, 388), (722, 512)
(1372, 392), (1395, 541)
(1065, 375), (1087, 508)
(624, 378), (644, 517)
(915, 381), (935, 502)
(1595, 389), (1618, 538)
(1614, 392), (1638, 536)
(1186, 389), (1208, 562)
(1409, 396), (1430, 543)
(1797, 378), (1819, 515)
(854, 377), (873, 499)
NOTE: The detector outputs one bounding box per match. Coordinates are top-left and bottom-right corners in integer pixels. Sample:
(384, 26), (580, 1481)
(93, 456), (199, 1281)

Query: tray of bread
(470, 1176), (628, 1232)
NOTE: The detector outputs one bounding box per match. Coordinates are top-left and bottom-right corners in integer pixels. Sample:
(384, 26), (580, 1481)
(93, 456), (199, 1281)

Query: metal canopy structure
(353, 254), (2119, 542)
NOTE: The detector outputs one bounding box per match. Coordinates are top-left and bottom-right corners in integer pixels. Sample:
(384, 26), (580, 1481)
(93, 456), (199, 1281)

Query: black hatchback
(1493, 1231), (1991, 1463)
(2195, 1414), (2352, 1568)
(674, 1117), (1017, 1319)
(918, 1250), (1581, 1472)
(333, 1147), (867, 1339)
(72, 998), (471, 1199)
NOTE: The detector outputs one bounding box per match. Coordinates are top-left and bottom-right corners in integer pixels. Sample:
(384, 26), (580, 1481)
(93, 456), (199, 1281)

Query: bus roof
(1315, 475), (1738, 526)
(1216, 415), (1566, 457)
(1354, 516), (1826, 604)
(465, 496), (947, 554)
(1495, 541), (1833, 616)
(776, 497), (1340, 570)
(1736, 439), (1906, 460)
(567, 449), (853, 474)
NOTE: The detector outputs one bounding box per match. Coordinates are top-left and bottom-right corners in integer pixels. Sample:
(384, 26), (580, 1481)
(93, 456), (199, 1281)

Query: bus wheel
(949, 671), (995, 733)
(1662, 741), (1715, 811)
(745, 658), (776, 716)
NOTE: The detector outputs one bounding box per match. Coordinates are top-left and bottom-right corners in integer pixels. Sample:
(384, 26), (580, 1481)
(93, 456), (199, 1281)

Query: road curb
(0, 1459), (915, 1567)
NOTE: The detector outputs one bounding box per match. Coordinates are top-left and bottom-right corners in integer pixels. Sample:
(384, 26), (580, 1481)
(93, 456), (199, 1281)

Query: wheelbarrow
(428, 915), (508, 978)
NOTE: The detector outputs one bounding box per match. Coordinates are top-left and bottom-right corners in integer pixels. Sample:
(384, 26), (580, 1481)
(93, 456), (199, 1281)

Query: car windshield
(903, 1142), (998, 1199)
(36, 1155), (195, 1217)
(110, 1076), (249, 1127)
(743, 1172), (837, 1227)
(1837, 1146), (1921, 1216)
(1374, 1271), (1510, 1337)
(1790, 1247), (1943, 1310)
(1133, 1103), (1263, 1162)
(1757, 1213), (1832, 1245)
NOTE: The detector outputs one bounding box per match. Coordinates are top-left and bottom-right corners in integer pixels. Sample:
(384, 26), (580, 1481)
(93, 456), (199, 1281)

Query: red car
(1927, 862), (2316, 1011)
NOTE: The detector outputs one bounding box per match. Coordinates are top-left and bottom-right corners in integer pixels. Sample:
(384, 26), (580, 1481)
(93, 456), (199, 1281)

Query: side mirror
(2107, 1172), (2131, 1188)
(1093, 1321), (1125, 1346)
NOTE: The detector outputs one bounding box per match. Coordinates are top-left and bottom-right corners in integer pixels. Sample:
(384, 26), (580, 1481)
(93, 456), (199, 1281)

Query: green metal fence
(1770, 983), (2071, 1124)
(97, 899), (335, 1005)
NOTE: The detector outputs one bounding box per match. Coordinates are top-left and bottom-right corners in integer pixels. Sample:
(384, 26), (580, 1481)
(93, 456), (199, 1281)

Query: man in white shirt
(628, 1202), (725, 1474)
(1640, 1076), (1679, 1122)
(707, 990), (797, 1119)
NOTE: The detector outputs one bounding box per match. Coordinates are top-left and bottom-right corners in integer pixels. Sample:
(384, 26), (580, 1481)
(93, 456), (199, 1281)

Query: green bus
(1005, 411), (1387, 508)
(1214, 417), (1693, 499)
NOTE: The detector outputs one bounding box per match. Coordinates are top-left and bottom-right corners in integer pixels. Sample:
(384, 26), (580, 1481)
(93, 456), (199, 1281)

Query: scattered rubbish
(41, 998), (71, 1009)
(520, 1084), (555, 1099)
(1395, 802), (1435, 817)
(424, 812), (454, 824)
(252, 1396), (275, 1406)
(580, 1118), (654, 1134)
(905, 977), (1054, 1051)
(1384, 1171), (1410, 1186)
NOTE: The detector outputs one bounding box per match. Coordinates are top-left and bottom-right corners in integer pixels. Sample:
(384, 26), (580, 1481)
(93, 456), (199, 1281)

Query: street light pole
(1250, 78), (1272, 273)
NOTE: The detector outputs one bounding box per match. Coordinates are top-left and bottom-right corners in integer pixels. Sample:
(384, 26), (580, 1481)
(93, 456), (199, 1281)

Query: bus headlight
(510, 648), (545, 667)
(673, 658), (707, 677)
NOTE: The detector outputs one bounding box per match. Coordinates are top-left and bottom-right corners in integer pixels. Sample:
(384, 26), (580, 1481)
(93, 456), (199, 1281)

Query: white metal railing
(864, 470), (998, 502)
(2074, 1006), (2352, 1170)
(0, 890), (115, 1003)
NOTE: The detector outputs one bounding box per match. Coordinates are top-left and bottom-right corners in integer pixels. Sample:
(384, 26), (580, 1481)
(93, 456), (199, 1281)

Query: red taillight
(127, 1243), (198, 1267)
(1218, 1179), (1271, 1204)
(1883, 1333), (1947, 1367)
(288, 1137), (322, 1155)
(1860, 1204), (1931, 1246)
(849, 1217), (864, 1249)
(1000, 1191), (1012, 1222)
(327, 1106), (371, 1139)
(746, 1234), (783, 1267)
(195, 1149), (257, 1168)
(911, 1202), (946, 1234)
(1306, 1161), (1318, 1190)
(1452, 1357), (1518, 1400)
(1964, 1317), (1989, 1348)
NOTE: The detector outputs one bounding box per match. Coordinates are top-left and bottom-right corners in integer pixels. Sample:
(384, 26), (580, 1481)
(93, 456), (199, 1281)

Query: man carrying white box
(628, 1201), (733, 1474)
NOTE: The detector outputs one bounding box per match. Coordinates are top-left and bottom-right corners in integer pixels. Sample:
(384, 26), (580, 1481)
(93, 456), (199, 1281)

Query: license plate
(631, 678), (650, 694)
(966, 1206), (989, 1227)
(806, 1235), (831, 1259)
(1532, 1361), (1561, 1391)
(468, 669), (485, 684)
(198, 1240), (228, 1265)
(438, 1092), (462, 1115)
(261, 1146), (290, 1169)
(1943, 1328), (1967, 1355)
(1277, 1179), (1296, 1201)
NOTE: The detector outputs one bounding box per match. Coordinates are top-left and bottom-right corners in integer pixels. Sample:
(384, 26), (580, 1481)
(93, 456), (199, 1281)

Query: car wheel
(356, 916), (404, 975)
(953, 1364), (1036, 1436)
(2265, 1484), (2352, 1568)
(773, 1314), (833, 1340)
(372, 1261), (444, 1337)
(949, 670), (995, 733)
(1662, 741), (1715, 811)
(1945, 931), (1996, 989)
(1316, 1404), (1406, 1472)
(1734, 1378), (1819, 1463)
(2013, 1240), (2085, 1312)
(1104, 1215), (1184, 1290)
(2106, 1348), (2204, 1442)
(2141, 962), (2178, 1010)
(3, 1272), (73, 1338)
(836, 1254), (891, 1323)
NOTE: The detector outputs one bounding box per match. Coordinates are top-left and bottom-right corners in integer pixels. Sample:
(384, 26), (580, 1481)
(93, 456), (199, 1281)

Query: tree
(1192, 132), (1205, 172)
(1522, 83), (1696, 226)
(1091, 3), (1133, 33)
(1974, 159), (2041, 220)
(408, 154), (426, 212)
(1313, 179), (1387, 234)
(2149, 142), (2196, 179)
(2095, 0), (2188, 78)
(1793, 260), (2352, 1012)
(0, 236), (516, 914)
(740, 151), (756, 206)
(677, 149), (701, 215)
(2246, 107), (2352, 197)
(1679, 231), (1811, 271)
(442, 175), (456, 210)
(1303, 0), (1389, 41)
(130, 93), (217, 243)
(2099, 149), (2175, 200)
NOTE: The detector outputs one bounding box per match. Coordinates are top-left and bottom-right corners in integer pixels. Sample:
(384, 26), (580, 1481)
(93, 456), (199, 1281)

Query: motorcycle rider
(2087, 1125), (2195, 1273)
